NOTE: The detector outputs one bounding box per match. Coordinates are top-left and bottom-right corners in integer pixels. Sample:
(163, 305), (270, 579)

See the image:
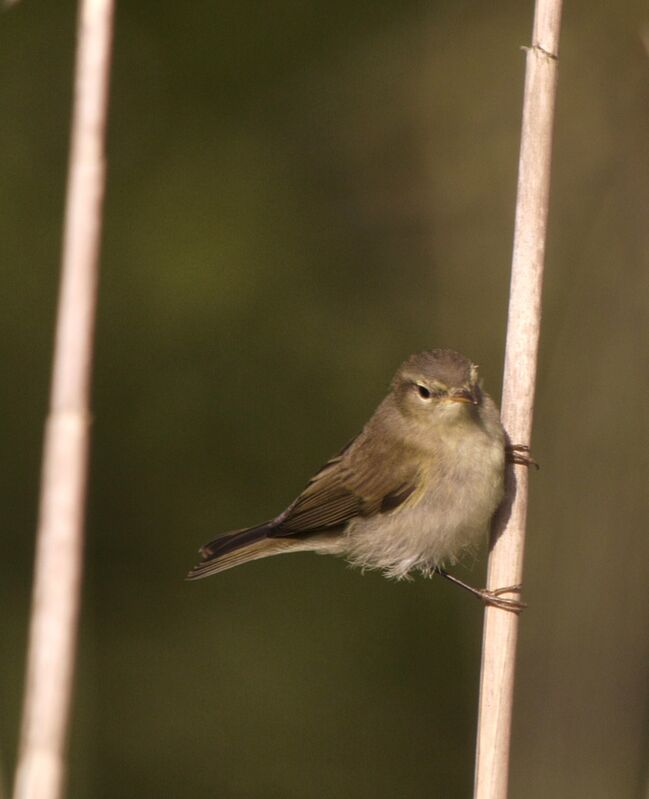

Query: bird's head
(391, 349), (483, 425)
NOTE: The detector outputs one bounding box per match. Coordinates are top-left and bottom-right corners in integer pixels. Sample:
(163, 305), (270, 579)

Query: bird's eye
(416, 384), (431, 400)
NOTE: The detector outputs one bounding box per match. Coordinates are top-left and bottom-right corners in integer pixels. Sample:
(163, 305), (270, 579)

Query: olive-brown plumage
(187, 349), (505, 581)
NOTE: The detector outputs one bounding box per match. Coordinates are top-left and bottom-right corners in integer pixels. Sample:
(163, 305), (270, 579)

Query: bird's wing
(270, 436), (420, 537)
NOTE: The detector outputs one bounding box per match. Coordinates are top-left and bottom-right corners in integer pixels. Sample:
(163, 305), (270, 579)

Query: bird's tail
(186, 523), (294, 580)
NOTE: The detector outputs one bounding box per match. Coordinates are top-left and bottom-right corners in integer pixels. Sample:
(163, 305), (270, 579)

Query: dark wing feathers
(272, 485), (361, 535)
(188, 430), (422, 578)
(270, 436), (420, 538)
(199, 523), (272, 559)
(380, 482), (418, 513)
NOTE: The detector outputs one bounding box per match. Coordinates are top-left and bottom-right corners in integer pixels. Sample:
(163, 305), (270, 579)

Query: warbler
(188, 349), (521, 608)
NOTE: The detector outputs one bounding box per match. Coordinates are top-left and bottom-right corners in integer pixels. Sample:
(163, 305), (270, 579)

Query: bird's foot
(478, 583), (527, 613)
(434, 568), (526, 613)
(506, 444), (539, 470)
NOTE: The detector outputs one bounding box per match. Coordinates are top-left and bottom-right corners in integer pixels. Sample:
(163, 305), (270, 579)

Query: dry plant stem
(12, 2), (114, 799)
(473, 2), (563, 799)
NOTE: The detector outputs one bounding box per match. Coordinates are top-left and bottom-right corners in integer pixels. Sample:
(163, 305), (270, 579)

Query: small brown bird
(188, 349), (521, 608)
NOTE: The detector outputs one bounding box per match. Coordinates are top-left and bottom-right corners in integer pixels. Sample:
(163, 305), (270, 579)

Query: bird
(187, 349), (523, 609)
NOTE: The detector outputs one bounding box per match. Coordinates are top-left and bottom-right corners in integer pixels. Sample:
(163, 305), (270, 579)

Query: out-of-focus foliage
(1, 1), (648, 797)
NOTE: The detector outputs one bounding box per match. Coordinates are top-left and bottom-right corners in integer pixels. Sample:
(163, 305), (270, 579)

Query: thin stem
(473, 2), (563, 799)
(11, 2), (114, 798)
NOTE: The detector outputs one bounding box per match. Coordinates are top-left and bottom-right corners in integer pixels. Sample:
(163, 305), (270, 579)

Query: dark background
(1, 1), (648, 797)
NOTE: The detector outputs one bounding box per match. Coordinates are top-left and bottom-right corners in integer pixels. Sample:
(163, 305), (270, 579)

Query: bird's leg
(506, 444), (539, 470)
(433, 567), (526, 613)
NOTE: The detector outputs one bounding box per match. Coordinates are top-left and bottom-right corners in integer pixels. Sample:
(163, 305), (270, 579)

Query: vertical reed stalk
(12, 2), (114, 798)
(473, 3), (563, 798)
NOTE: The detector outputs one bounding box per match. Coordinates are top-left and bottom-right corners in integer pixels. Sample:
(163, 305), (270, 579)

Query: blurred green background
(1, 1), (649, 797)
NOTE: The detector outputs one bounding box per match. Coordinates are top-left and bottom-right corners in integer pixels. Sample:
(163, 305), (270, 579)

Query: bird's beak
(449, 387), (479, 406)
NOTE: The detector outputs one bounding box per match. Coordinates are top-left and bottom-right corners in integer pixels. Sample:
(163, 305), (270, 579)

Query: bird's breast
(343, 424), (505, 578)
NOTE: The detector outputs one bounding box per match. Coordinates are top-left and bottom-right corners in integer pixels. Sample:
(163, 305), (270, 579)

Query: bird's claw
(434, 568), (526, 613)
(506, 444), (539, 470)
(480, 583), (526, 613)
